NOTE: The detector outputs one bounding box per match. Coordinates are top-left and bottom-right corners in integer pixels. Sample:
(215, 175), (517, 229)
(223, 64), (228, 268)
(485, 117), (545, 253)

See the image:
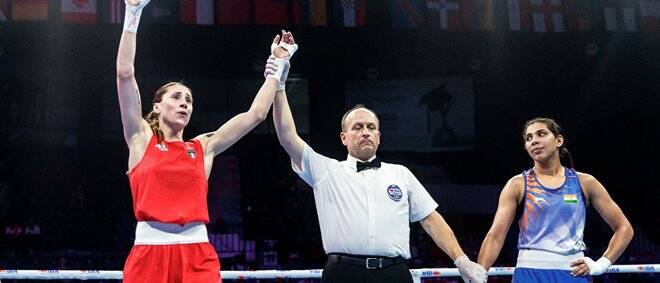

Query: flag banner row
(0, 0), (658, 32)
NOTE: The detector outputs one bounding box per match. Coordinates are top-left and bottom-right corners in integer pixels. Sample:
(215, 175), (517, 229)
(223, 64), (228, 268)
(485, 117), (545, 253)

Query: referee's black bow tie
(356, 157), (381, 172)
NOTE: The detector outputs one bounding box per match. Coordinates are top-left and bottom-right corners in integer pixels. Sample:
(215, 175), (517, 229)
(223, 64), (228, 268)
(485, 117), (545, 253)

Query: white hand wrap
(277, 60), (290, 91)
(455, 255), (488, 283)
(264, 55), (278, 78)
(265, 57), (289, 88)
(584, 257), (611, 276)
(269, 41), (297, 91)
(123, 0), (151, 33)
(273, 41), (298, 60)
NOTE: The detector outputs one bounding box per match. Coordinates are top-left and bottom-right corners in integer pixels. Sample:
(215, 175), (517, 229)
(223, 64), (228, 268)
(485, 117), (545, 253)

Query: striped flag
(180, 0), (214, 25)
(62, 0), (98, 24)
(528, 0), (566, 32)
(331, 0), (366, 27)
(640, 0), (660, 30)
(11, 0), (48, 21)
(214, 0), (250, 24)
(469, 0), (496, 30)
(603, 0), (638, 32)
(454, 0), (496, 31)
(563, 194), (577, 204)
(292, 0), (328, 26)
(566, 0), (603, 31)
(391, 0), (494, 30)
(142, 0), (178, 24)
(390, 0), (428, 29)
(100, 0), (123, 23)
(0, 0), (9, 21)
(426, 0), (464, 30)
(507, 0), (532, 31)
(255, 0), (290, 25)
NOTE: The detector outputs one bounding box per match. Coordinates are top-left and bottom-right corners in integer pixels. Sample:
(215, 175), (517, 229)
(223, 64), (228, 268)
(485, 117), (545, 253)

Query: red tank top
(128, 135), (209, 224)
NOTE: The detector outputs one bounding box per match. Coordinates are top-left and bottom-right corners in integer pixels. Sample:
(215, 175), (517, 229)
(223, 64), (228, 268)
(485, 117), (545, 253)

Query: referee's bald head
(340, 104), (380, 132)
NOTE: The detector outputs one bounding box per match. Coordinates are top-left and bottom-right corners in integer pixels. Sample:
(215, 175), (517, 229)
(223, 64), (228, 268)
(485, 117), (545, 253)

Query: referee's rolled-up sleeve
(405, 168), (439, 222)
(291, 142), (331, 187)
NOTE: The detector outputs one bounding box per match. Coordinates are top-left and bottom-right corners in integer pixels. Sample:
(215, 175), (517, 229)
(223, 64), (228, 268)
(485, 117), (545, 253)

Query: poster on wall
(346, 77), (475, 151)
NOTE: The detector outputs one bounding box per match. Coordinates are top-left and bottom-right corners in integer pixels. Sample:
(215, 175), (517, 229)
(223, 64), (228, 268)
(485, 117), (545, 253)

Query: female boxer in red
(115, 1), (294, 282)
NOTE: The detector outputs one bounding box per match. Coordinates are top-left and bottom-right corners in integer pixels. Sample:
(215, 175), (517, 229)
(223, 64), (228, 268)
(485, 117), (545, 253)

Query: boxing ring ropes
(1, 265), (658, 282)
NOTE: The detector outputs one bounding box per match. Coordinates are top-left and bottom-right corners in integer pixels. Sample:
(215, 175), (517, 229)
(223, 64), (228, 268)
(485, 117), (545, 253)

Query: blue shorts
(513, 268), (592, 283)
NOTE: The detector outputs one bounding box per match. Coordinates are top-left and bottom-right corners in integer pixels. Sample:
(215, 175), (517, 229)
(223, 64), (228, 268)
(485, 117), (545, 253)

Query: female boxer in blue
(477, 117), (633, 282)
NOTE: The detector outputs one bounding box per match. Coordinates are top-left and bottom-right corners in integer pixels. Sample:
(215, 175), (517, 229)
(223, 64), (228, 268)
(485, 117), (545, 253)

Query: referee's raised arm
(272, 31), (305, 168)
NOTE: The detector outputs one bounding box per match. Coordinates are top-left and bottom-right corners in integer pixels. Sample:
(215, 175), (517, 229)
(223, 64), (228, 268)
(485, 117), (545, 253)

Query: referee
(268, 39), (486, 282)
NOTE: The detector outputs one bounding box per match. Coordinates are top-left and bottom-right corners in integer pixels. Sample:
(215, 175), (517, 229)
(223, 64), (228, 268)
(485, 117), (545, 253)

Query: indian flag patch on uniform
(564, 194), (578, 204)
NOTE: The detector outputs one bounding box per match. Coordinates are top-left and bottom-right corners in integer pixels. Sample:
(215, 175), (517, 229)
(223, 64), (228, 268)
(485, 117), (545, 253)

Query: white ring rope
(0, 264), (657, 280)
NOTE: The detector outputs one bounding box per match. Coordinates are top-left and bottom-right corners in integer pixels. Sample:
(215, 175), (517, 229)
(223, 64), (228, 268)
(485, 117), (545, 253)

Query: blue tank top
(517, 167), (587, 255)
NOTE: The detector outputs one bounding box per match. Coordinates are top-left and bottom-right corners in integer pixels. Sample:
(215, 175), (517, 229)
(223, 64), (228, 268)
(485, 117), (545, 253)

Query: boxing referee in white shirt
(269, 32), (486, 283)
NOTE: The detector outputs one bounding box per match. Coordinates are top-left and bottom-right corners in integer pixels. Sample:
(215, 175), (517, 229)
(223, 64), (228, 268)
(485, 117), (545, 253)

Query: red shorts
(123, 243), (221, 283)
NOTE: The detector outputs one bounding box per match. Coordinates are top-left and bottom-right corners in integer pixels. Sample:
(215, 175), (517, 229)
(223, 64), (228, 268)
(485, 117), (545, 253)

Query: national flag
(0, 0), (10, 21)
(603, 0), (638, 32)
(566, 0), (603, 31)
(420, 0), (494, 31)
(255, 0), (289, 25)
(99, 0), (123, 23)
(506, 0), (533, 31)
(185, 143), (197, 159)
(426, 0), (464, 30)
(331, 0), (366, 27)
(390, 0), (428, 29)
(528, 0), (566, 32)
(11, 0), (48, 21)
(469, 0), (496, 30)
(142, 0), (178, 24)
(292, 0), (328, 26)
(640, 0), (660, 30)
(180, 0), (214, 25)
(214, 0), (250, 25)
(62, 0), (98, 24)
(563, 194), (577, 204)
(255, 0), (290, 25)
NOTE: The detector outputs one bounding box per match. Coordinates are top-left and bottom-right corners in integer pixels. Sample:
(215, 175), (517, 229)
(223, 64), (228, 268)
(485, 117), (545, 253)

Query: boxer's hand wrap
(123, 0), (151, 33)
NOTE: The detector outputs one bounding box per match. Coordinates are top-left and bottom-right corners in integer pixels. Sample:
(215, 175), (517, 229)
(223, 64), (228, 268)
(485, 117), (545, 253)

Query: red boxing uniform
(129, 135), (209, 224)
(123, 135), (220, 283)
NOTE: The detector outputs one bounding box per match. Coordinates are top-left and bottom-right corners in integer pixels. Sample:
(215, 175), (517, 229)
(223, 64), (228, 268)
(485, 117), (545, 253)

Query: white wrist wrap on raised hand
(277, 60), (290, 91)
(266, 58), (289, 85)
(271, 43), (299, 60)
(278, 42), (298, 59)
(123, 0), (151, 33)
(586, 257), (611, 275)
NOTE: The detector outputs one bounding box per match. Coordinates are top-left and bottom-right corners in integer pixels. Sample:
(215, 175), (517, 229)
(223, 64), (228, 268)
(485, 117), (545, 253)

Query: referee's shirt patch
(387, 185), (403, 202)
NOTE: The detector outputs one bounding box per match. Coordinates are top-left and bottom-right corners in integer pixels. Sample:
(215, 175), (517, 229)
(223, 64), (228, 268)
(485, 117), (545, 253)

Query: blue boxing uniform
(512, 167), (591, 283)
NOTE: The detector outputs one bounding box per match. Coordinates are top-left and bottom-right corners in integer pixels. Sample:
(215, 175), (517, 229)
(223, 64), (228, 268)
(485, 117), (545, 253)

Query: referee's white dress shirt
(293, 143), (438, 259)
